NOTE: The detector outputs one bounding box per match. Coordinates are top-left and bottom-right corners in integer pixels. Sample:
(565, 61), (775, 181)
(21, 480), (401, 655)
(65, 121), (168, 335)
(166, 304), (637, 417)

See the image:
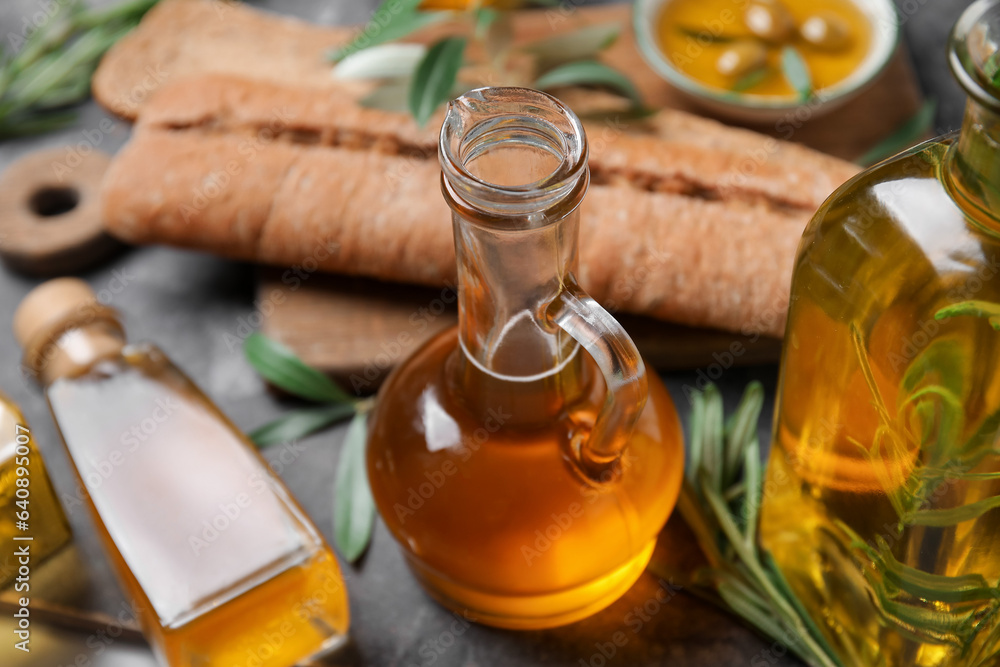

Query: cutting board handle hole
(29, 186), (80, 218)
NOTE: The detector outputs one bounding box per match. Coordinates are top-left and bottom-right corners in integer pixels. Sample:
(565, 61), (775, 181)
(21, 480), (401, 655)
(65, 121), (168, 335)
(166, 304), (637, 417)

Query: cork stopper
(13, 278), (123, 378)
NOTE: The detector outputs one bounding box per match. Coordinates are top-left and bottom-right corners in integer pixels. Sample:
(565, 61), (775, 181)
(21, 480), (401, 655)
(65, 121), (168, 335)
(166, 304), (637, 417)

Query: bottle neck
(454, 211), (580, 378)
(438, 87), (592, 422)
(948, 98), (1000, 223)
(450, 205), (589, 424)
(30, 320), (126, 387)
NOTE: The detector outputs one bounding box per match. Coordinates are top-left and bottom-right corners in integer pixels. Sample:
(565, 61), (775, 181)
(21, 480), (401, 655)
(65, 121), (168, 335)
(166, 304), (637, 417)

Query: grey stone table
(0, 1), (971, 666)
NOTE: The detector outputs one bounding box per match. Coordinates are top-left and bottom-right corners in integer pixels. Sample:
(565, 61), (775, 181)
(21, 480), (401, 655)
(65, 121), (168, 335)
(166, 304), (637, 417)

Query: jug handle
(547, 278), (648, 476)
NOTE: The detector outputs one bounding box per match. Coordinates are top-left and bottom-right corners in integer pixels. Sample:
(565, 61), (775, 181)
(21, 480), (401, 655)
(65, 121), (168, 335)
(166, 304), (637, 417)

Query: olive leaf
(329, 0), (449, 62)
(410, 36), (467, 127)
(522, 23), (621, 69)
(676, 26), (736, 44)
(243, 333), (377, 562)
(534, 59), (642, 108)
(244, 332), (353, 404)
(731, 67), (773, 93)
(334, 407), (376, 563)
(250, 404), (357, 447)
(857, 100), (936, 167)
(481, 10), (513, 66)
(473, 6), (500, 40)
(333, 43), (427, 80)
(780, 46), (812, 102)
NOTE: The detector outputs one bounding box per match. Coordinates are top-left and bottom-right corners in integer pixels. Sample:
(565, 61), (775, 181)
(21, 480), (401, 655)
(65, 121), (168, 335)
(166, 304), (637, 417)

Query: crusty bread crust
(93, 0), (368, 119)
(101, 75), (858, 336)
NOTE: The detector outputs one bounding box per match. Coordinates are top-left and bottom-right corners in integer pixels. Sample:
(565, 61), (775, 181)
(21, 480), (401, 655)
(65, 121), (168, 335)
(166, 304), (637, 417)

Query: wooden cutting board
(257, 4), (923, 389)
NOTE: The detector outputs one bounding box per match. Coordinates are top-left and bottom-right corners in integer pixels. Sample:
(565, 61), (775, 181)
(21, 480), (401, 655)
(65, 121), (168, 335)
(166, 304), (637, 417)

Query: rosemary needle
(0, 0), (157, 139)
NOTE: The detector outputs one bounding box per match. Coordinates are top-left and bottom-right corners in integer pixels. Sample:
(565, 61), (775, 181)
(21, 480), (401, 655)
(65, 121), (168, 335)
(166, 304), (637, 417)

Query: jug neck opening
(440, 86), (589, 228)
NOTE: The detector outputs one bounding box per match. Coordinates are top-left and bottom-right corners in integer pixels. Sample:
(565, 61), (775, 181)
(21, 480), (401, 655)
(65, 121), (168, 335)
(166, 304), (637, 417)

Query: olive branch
(330, 0), (643, 127)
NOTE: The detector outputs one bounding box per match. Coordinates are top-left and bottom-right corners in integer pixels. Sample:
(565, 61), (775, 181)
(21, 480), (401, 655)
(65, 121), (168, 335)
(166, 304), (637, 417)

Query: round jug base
(403, 540), (656, 630)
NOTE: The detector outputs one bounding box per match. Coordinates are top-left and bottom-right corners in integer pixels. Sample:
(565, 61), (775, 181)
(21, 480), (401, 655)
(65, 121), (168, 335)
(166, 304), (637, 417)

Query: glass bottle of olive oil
(760, 2), (1000, 666)
(367, 88), (684, 630)
(0, 390), (71, 587)
(13, 279), (349, 667)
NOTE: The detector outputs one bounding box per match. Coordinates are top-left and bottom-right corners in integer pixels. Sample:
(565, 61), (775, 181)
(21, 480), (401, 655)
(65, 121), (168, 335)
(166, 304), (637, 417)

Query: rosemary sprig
(0, 0), (157, 139)
(935, 299), (1000, 330)
(244, 332), (375, 563)
(652, 382), (842, 667)
(841, 309), (1000, 659)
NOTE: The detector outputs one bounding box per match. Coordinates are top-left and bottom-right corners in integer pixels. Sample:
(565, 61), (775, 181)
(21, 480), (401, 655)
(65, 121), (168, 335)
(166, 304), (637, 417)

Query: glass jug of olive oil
(760, 2), (1000, 665)
(0, 390), (71, 587)
(366, 87), (685, 630)
(13, 279), (349, 667)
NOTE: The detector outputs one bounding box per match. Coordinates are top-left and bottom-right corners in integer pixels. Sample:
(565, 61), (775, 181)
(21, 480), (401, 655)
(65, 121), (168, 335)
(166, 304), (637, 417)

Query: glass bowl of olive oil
(634, 0), (899, 122)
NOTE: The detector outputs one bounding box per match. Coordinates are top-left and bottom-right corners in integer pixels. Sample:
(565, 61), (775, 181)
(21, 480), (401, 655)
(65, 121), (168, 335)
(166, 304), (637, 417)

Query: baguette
(101, 75), (857, 336)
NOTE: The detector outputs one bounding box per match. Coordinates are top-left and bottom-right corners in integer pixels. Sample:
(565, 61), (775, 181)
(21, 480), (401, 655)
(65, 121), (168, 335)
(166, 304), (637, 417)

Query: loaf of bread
(100, 74), (858, 337)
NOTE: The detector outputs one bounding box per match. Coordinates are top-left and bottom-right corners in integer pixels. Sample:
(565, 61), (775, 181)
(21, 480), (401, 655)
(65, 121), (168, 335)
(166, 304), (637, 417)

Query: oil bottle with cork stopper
(14, 278), (350, 667)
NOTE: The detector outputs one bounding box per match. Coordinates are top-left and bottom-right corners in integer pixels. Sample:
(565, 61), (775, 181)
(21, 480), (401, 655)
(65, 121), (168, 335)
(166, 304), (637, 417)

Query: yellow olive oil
(368, 329), (684, 629)
(657, 0), (871, 97)
(0, 391), (71, 588)
(761, 137), (1000, 667)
